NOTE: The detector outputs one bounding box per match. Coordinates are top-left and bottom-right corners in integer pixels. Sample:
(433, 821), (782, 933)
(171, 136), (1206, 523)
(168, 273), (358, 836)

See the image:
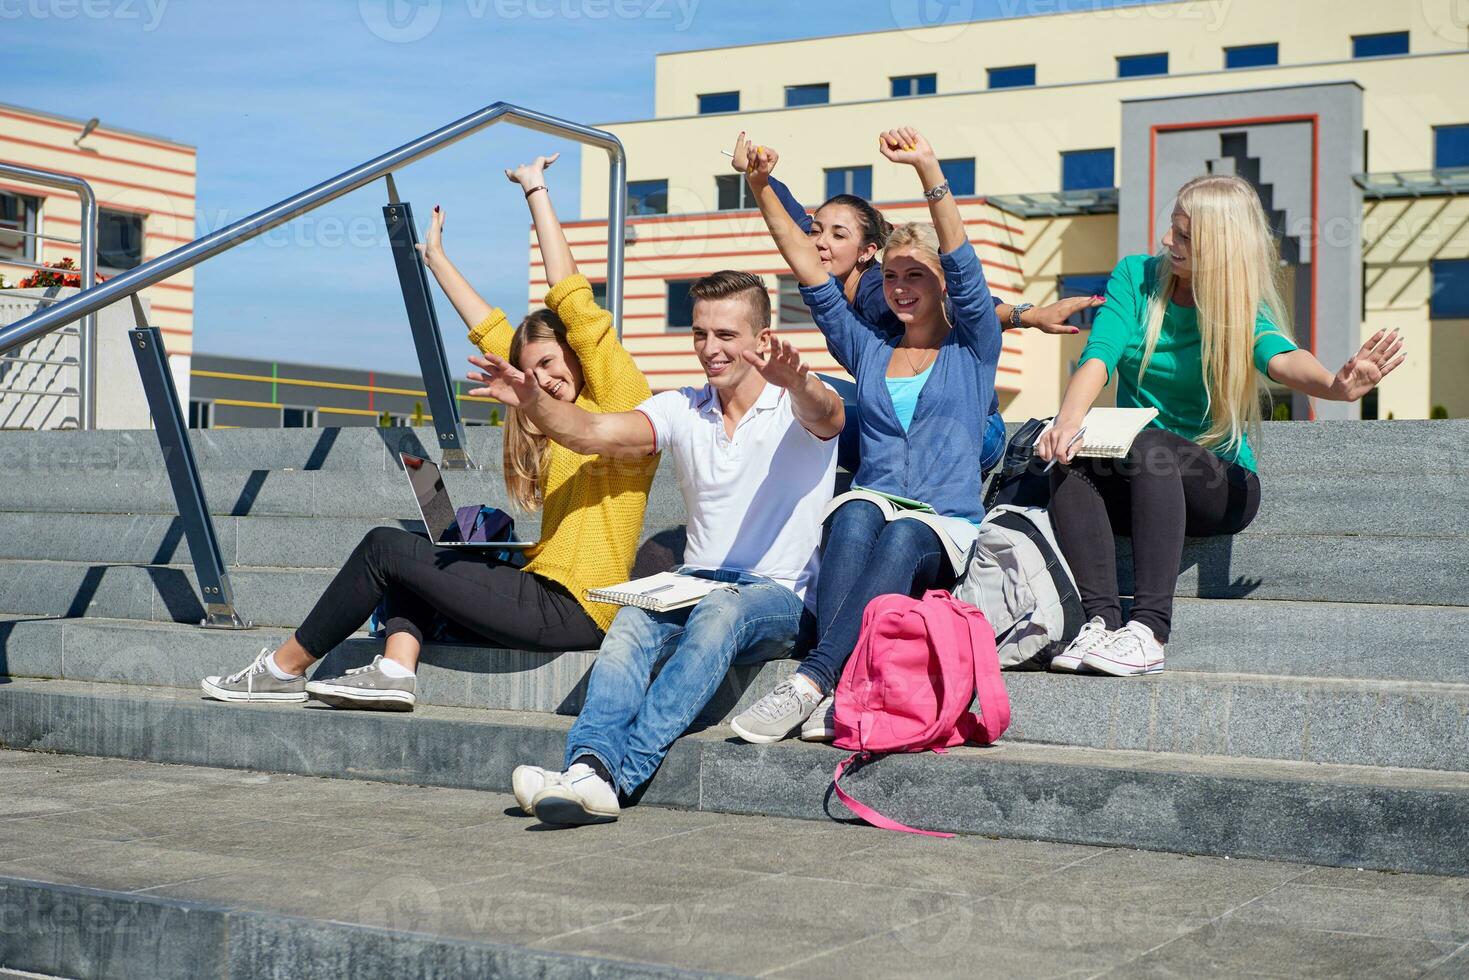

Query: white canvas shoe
(1049, 617), (1112, 673)
(1081, 621), (1166, 676)
(512, 765), (560, 816)
(531, 763), (620, 826)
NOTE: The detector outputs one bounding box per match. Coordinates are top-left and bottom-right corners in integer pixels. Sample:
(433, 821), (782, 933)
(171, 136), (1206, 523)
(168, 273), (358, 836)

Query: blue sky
(5, 0), (1154, 371)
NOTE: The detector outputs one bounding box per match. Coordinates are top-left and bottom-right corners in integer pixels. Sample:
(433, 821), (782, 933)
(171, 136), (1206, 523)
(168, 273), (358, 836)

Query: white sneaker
(531, 763), (620, 825)
(1050, 617), (1112, 673)
(1081, 621), (1165, 676)
(511, 765), (559, 816)
(799, 695), (837, 742)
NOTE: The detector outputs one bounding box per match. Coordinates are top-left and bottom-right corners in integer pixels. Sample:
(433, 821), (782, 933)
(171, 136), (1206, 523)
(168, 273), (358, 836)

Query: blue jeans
(796, 501), (950, 694)
(565, 568), (810, 796)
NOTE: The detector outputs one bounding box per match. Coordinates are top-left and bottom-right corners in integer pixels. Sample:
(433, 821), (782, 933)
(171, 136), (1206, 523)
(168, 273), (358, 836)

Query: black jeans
(1047, 428), (1261, 643)
(294, 526), (604, 657)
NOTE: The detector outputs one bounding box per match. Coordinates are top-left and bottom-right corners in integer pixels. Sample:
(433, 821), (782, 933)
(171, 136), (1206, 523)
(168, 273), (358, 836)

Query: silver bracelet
(924, 180), (951, 202)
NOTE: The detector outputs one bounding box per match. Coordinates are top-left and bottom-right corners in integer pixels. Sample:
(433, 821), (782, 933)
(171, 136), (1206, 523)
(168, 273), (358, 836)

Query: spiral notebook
(1035, 407), (1160, 459)
(586, 572), (734, 612)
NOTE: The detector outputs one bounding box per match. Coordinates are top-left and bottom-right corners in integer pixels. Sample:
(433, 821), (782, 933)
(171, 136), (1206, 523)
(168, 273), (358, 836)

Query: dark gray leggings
(1047, 428), (1261, 643)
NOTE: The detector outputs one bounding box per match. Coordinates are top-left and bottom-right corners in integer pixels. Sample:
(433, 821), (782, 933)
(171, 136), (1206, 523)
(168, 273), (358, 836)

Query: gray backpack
(955, 504), (1084, 670)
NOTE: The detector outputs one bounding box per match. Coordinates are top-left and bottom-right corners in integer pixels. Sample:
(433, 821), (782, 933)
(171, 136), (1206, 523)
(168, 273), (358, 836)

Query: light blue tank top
(884, 362), (935, 433)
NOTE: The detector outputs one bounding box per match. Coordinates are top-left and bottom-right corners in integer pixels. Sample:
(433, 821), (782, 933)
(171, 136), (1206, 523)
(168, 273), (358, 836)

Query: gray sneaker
(799, 694), (837, 743)
(730, 678), (822, 744)
(305, 655), (417, 711)
(202, 647), (307, 704)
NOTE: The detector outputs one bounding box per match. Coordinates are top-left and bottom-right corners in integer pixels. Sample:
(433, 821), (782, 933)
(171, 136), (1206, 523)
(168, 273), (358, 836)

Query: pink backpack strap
(832, 753), (955, 839)
(949, 594), (1011, 745)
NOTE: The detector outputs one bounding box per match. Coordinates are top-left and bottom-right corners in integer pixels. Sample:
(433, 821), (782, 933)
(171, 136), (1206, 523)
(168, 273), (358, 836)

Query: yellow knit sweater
(468, 275), (658, 631)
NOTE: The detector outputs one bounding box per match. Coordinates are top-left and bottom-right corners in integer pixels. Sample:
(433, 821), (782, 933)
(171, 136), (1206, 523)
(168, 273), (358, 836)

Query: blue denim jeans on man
(565, 567), (813, 797)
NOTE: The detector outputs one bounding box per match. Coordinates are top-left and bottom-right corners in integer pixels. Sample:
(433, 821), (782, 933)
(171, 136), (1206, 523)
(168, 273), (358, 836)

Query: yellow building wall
(0, 105), (196, 356)
(653, 0), (1466, 117)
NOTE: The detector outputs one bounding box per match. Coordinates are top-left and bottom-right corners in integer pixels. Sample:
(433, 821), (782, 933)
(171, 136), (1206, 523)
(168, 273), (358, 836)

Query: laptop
(399, 452), (536, 550)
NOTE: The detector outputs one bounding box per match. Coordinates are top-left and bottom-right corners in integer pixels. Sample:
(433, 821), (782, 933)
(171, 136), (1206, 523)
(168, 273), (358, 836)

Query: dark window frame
(785, 83), (830, 107)
(1061, 148), (1116, 192)
(666, 278), (698, 330)
(988, 64), (1036, 89)
(1430, 258), (1469, 319)
(1352, 31), (1409, 59)
(627, 179), (669, 216)
(98, 207), (146, 272)
(697, 91), (740, 115)
(0, 190), (40, 264)
(1117, 52), (1169, 78)
(1433, 124), (1469, 170)
(824, 165), (873, 200)
(715, 173), (755, 211)
(1225, 42), (1279, 69)
(940, 157), (976, 197)
(891, 73), (937, 98)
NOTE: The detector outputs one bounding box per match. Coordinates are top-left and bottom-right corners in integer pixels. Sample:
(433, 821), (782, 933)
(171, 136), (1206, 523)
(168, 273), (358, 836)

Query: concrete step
(12, 752), (1465, 979)
(8, 596), (1466, 690)
(4, 613), (1465, 773)
(3, 421), (1461, 478)
(0, 464), (1459, 539)
(1, 678), (1466, 876)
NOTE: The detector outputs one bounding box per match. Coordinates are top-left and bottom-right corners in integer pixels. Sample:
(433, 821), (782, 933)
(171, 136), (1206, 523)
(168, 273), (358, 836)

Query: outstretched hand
(878, 127), (935, 167)
(504, 153), (559, 189)
(467, 353), (540, 407)
(1330, 328), (1405, 402)
(1021, 295), (1107, 336)
(741, 338), (809, 390)
(414, 205), (447, 267)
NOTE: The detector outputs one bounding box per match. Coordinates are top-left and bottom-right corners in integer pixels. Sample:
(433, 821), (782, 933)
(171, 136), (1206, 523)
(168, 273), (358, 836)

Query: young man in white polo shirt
(466, 270), (843, 825)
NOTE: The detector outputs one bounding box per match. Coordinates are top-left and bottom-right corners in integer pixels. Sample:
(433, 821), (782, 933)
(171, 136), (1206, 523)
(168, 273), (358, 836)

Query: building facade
(0, 102), (197, 403)
(188, 353), (503, 430)
(551, 0), (1469, 420)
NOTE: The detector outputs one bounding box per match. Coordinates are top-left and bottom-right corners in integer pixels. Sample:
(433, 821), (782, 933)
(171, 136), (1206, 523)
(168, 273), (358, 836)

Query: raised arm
(505, 153), (577, 287)
(879, 127), (966, 254)
(737, 136), (827, 288)
(740, 338), (845, 440)
(417, 207), (496, 333)
(467, 352), (655, 460)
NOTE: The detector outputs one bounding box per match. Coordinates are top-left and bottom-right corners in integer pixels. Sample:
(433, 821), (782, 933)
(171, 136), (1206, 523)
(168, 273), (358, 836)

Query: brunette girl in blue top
(727, 133), (1102, 473)
(730, 127), (1002, 743)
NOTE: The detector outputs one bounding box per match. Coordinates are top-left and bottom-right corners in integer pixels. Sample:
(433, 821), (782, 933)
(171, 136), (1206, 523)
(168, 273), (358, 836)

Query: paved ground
(1, 750), (1467, 978)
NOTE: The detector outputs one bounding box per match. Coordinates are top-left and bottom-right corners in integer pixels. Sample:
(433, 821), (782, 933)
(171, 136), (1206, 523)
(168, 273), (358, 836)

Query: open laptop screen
(401, 453), (461, 544)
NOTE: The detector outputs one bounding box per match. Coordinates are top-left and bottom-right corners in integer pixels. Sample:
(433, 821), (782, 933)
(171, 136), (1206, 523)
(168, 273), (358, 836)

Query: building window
(1061, 149), (1116, 191)
(627, 179), (668, 216)
(1431, 259), (1469, 319)
(1434, 125), (1469, 169)
(716, 173), (755, 211)
(666, 278), (697, 329)
(98, 209), (145, 271)
(775, 276), (814, 330)
(698, 91), (739, 114)
(988, 65), (1036, 89)
(1059, 274), (1109, 330)
(824, 166), (872, 200)
(590, 280), (608, 306)
(1118, 53), (1169, 78)
(281, 407), (317, 428)
(188, 400), (212, 429)
(0, 191), (39, 264)
(940, 158), (976, 196)
(1225, 43), (1278, 69)
(785, 83), (829, 107)
(891, 73), (936, 98)
(1353, 31), (1408, 58)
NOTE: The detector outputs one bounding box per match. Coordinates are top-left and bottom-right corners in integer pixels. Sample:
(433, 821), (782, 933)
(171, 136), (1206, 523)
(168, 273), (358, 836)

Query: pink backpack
(831, 590), (1011, 838)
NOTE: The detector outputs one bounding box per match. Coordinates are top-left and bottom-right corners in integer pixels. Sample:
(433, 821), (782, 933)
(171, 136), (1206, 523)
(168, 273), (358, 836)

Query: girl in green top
(1035, 174), (1405, 676)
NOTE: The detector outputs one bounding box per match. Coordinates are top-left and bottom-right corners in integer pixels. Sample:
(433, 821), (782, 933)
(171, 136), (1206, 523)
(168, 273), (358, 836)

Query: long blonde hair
(503, 309), (574, 512)
(1141, 174), (1292, 456)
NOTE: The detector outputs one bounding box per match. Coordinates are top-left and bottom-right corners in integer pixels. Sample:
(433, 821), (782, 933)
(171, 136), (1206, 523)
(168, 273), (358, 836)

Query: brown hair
(818, 194), (893, 252)
(503, 309), (574, 512)
(687, 270), (771, 333)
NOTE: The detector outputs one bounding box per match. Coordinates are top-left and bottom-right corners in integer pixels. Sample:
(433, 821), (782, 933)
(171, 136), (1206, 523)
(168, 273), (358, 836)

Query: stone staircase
(0, 422), (1465, 875)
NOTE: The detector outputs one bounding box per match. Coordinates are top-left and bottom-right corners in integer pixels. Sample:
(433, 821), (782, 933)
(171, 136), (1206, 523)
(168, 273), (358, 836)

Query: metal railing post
(0, 164), (98, 428)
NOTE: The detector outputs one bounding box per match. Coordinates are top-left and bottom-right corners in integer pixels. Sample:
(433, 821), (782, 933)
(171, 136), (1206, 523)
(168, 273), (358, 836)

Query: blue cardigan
(770, 177), (1006, 471)
(800, 240), (1002, 522)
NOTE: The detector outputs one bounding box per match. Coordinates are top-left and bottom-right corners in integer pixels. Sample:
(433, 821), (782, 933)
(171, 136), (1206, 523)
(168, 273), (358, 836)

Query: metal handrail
(0, 102), (629, 357)
(0, 163), (97, 428)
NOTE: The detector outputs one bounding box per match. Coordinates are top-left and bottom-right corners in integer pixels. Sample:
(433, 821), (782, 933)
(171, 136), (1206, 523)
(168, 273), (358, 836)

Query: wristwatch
(924, 180), (951, 202)
(1009, 303), (1034, 329)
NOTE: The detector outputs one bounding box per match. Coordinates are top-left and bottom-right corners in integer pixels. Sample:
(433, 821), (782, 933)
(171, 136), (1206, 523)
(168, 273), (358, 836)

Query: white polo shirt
(637, 381), (839, 605)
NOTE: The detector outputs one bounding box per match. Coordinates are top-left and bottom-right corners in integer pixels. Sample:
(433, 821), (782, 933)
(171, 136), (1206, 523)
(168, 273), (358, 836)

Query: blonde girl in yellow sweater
(202, 153), (657, 711)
